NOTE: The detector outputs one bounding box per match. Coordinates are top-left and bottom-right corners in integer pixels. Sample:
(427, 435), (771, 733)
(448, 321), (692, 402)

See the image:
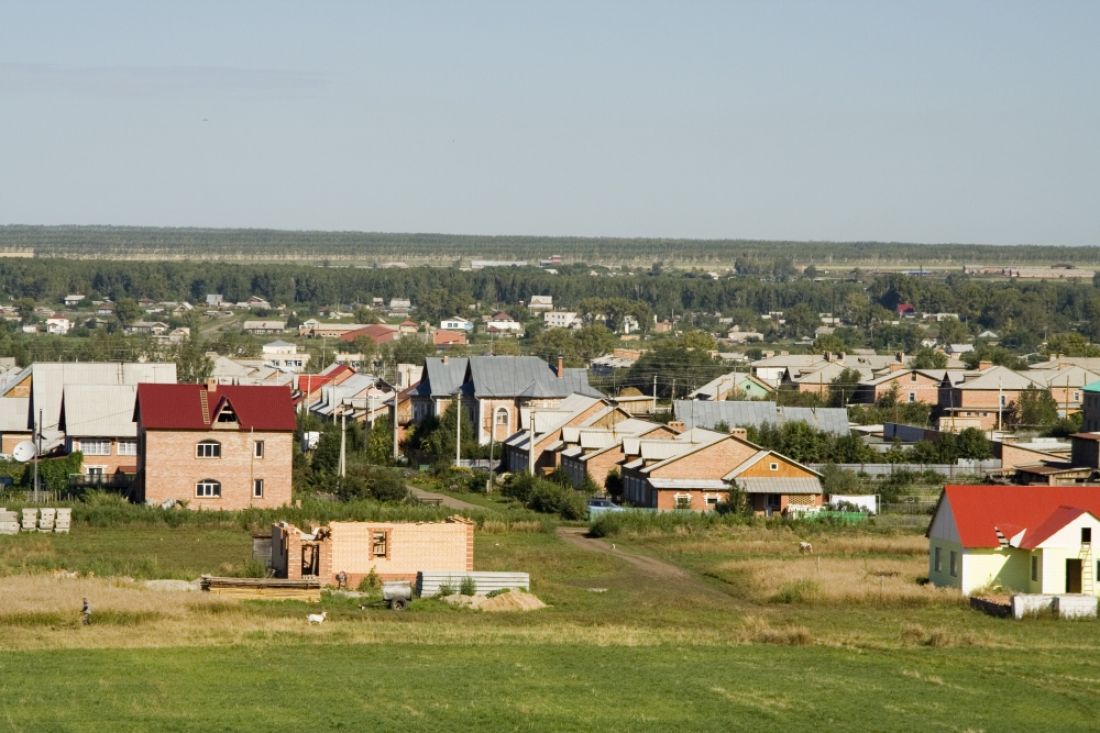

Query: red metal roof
(942, 485), (1100, 549)
(136, 383), (296, 431)
(339, 324), (400, 344)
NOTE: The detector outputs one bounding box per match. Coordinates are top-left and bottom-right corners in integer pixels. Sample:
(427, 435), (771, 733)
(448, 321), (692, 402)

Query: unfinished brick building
(271, 517), (474, 586)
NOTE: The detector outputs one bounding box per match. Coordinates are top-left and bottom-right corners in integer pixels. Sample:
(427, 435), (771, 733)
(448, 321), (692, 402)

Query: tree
(912, 347), (948, 369)
(174, 334), (213, 383)
(828, 368), (864, 408)
(1010, 389), (1059, 430)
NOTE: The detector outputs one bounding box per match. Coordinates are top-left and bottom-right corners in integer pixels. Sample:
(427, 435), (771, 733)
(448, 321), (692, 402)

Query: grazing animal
(307, 611), (328, 625)
(799, 541), (813, 554)
(611, 543), (617, 551)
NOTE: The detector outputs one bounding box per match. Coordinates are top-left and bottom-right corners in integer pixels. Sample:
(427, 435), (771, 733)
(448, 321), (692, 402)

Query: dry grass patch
(713, 556), (959, 606)
(652, 529), (927, 559)
(0, 574), (234, 620)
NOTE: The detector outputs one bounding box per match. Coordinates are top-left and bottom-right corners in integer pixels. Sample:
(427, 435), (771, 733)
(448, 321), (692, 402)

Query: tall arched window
(196, 440), (221, 458)
(196, 479), (221, 497)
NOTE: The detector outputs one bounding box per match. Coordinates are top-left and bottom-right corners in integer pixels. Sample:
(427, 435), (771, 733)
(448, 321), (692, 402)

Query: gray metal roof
(30, 362), (177, 439)
(736, 477), (824, 494)
(419, 357), (469, 398)
(60, 385), (139, 438)
(673, 400), (849, 437)
(468, 357), (602, 399)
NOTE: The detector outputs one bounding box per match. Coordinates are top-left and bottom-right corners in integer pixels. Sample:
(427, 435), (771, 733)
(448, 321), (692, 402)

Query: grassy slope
(3, 643), (1098, 732)
(2, 523), (1100, 730)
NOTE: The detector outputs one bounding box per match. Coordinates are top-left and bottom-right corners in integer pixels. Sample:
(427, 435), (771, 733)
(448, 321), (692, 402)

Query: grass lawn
(2, 519), (1100, 730)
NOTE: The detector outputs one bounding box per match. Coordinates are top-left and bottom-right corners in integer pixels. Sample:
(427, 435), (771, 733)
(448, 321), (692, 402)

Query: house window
(371, 530), (390, 559)
(80, 439), (111, 456)
(253, 478), (264, 498)
(674, 494), (693, 510)
(705, 495), (719, 506)
(1083, 527), (1092, 544)
(934, 547), (942, 573)
(196, 479), (221, 498)
(117, 440), (137, 456)
(196, 440), (221, 458)
(217, 405), (237, 423)
(999, 395), (1006, 407)
(907, 392), (916, 403)
(769, 462), (779, 471)
(1031, 555), (1039, 582)
(1074, 391), (1081, 402)
(949, 551), (958, 577)
(254, 440), (265, 459)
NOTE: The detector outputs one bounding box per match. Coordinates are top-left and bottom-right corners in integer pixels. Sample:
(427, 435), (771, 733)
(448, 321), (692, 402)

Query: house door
(765, 494), (781, 517)
(1066, 559), (1083, 593)
(301, 544), (320, 577)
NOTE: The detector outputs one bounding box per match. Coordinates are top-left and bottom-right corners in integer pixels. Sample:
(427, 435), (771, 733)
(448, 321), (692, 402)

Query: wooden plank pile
(200, 576), (322, 602)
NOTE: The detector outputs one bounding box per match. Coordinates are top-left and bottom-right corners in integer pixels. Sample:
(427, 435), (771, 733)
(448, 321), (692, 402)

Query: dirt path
(556, 527), (689, 580)
(408, 487), (483, 511)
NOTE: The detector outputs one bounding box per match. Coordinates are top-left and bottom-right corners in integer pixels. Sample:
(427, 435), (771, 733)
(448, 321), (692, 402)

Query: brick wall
(648, 437), (757, 480)
(142, 429), (292, 510)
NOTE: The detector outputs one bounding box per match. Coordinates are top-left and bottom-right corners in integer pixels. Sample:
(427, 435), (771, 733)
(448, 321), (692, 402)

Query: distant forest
(0, 225), (1098, 268)
(2, 257), (1100, 349)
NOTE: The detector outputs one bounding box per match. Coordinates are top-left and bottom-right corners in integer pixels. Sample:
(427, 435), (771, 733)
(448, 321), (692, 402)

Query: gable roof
(136, 383), (295, 431)
(673, 400), (850, 437)
(60, 385), (140, 437)
(938, 485), (1100, 549)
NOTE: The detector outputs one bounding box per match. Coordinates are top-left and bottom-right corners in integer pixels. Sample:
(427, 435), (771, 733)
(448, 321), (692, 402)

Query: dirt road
(408, 487), (483, 511)
(556, 527), (690, 580)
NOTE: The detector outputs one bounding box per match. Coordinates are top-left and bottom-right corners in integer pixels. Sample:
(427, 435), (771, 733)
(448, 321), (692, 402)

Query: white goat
(307, 611), (327, 625)
(798, 541), (813, 554)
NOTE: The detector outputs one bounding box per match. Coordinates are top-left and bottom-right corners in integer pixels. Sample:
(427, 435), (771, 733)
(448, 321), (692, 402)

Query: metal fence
(808, 461), (1000, 478)
(417, 571), (530, 597)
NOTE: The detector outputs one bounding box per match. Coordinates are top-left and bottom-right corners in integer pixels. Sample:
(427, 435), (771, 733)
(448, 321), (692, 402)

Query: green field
(1, 520), (1099, 731)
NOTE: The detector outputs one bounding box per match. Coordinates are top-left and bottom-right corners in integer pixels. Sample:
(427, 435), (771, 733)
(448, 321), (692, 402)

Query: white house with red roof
(929, 485), (1100, 595)
(134, 382), (296, 510)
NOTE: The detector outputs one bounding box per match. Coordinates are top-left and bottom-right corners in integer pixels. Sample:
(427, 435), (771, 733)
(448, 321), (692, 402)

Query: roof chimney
(205, 378), (218, 393)
(668, 420), (686, 433)
(978, 360), (993, 370)
(556, 356), (564, 379)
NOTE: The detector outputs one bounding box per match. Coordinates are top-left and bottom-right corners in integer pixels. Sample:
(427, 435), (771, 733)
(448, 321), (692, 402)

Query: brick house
(559, 420), (677, 490)
(135, 382), (295, 509)
(858, 368), (950, 406)
(620, 431), (823, 514)
(938, 365), (1045, 431)
(271, 518), (474, 586)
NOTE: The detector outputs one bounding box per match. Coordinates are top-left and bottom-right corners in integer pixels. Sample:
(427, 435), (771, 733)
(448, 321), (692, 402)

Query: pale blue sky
(1, 1), (1097, 245)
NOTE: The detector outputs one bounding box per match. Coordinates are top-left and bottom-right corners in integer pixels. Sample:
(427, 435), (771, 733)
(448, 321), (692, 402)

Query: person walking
(81, 597), (91, 626)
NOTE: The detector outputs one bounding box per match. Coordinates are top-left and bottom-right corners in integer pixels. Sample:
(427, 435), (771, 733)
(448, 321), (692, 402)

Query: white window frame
(80, 438), (111, 456)
(116, 440), (138, 456)
(254, 440), (265, 459)
(769, 462), (779, 471)
(253, 478), (264, 498)
(196, 479), (221, 498)
(674, 493), (693, 509)
(196, 440), (222, 458)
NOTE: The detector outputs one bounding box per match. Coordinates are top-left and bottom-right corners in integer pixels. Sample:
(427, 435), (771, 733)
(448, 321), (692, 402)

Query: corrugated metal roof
(0, 396), (28, 432)
(60, 385), (139, 438)
(30, 362), (177, 439)
(673, 400), (850, 437)
(736, 477), (824, 494)
(420, 357), (468, 398)
(648, 478), (729, 490)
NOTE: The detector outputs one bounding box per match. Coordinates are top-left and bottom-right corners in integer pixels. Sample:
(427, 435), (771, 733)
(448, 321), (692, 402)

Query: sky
(1, 1), (1097, 246)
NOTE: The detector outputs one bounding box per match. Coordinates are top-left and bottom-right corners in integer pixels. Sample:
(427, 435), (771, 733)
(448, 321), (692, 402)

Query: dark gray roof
(673, 400), (850, 437)
(468, 357), (602, 399)
(418, 357), (469, 398)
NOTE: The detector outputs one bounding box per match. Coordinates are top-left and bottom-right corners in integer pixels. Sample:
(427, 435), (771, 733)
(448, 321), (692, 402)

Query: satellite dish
(12, 441), (36, 463)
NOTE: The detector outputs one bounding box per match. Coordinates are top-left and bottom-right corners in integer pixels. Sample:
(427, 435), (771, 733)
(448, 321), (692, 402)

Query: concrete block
(1011, 594), (1056, 619)
(1055, 595), (1098, 620)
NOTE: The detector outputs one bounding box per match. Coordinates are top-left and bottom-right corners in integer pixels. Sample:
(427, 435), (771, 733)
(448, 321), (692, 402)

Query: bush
(503, 472), (588, 520)
(459, 576), (477, 596)
(437, 581), (455, 597)
(358, 568), (381, 593)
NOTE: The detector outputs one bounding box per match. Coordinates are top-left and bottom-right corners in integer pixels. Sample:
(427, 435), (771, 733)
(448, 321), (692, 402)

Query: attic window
(769, 462), (779, 471)
(217, 405), (237, 423)
(1083, 527), (1092, 544)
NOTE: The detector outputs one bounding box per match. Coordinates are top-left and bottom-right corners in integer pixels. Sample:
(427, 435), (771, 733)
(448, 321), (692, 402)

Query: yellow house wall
(1036, 513), (1100, 595)
(961, 548), (1028, 595)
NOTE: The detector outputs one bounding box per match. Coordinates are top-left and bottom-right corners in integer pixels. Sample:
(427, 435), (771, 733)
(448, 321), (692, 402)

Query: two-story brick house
(135, 382), (295, 510)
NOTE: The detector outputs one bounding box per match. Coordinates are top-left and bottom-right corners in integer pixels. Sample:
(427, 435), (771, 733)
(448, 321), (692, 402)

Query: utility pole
(338, 409), (347, 478)
(528, 404), (536, 475)
(392, 398), (400, 463)
(32, 409), (41, 503)
(652, 375), (658, 412)
(455, 397), (462, 468)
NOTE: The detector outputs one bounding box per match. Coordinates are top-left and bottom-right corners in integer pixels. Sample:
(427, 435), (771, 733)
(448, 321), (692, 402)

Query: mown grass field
(2, 518), (1100, 731)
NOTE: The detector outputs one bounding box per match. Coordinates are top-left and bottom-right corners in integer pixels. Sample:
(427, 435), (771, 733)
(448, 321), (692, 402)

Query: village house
(0, 361), (177, 455)
(543, 311), (582, 330)
(501, 395), (623, 475)
(242, 320), (287, 335)
(619, 430), (824, 514)
(134, 382), (295, 510)
(271, 517), (474, 586)
(857, 368), (955, 407)
(125, 321), (169, 337)
(411, 356), (603, 445)
(387, 298), (412, 317)
(672, 400), (851, 437)
(687, 372), (774, 401)
(440, 316), (474, 332)
(928, 484), (1100, 596)
(338, 323), (401, 346)
(45, 316), (71, 335)
(59, 384), (141, 481)
(261, 340), (310, 373)
(63, 294), (85, 307)
(937, 364), (1046, 431)
(295, 364), (356, 408)
(527, 295), (554, 312)
(558, 418), (677, 490)
(485, 312), (523, 335)
(308, 373), (395, 424)
(297, 320), (370, 339)
(432, 330), (467, 349)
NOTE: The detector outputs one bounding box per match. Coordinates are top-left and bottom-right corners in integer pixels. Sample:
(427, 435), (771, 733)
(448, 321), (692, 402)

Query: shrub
(459, 576), (477, 596)
(485, 588), (510, 598)
(503, 472), (588, 520)
(437, 580), (455, 597)
(358, 568), (381, 592)
(769, 579), (820, 605)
